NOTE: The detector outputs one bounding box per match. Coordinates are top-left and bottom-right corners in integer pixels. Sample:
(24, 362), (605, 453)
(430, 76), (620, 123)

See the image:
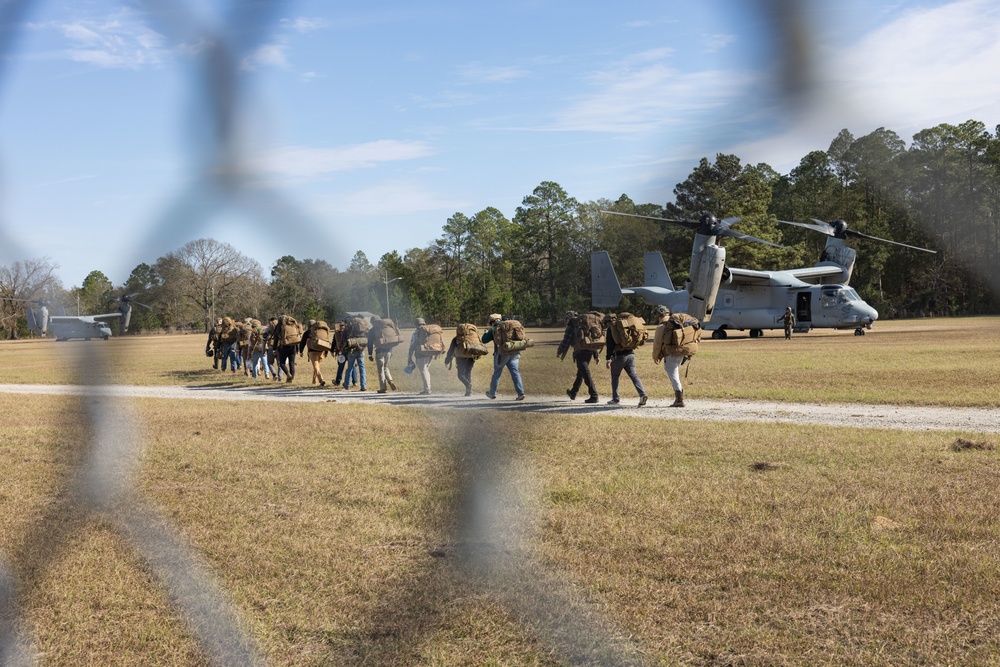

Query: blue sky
(1, 0), (998, 289)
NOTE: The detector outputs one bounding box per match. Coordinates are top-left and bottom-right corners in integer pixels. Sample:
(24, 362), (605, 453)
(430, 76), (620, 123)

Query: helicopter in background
(6, 293), (152, 340)
(593, 212), (936, 337)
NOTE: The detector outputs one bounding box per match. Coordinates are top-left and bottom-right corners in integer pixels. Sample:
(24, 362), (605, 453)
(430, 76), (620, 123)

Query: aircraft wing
(784, 265), (847, 282)
(727, 267), (813, 288)
(727, 263), (846, 287)
(91, 312), (124, 320)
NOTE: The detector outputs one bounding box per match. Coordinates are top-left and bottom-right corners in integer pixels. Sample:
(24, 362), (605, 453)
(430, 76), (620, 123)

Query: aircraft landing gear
(749, 329), (763, 338)
(854, 328), (865, 336)
(711, 328), (728, 340)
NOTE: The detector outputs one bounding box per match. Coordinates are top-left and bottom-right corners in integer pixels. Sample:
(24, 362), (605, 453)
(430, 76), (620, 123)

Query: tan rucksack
(573, 312), (606, 352)
(220, 316), (239, 344)
(610, 312), (648, 350)
(249, 326), (265, 353)
(656, 312), (701, 358)
(307, 320), (333, 351)
(345, 316), (370, 350)
(416, 323), (445, 355)
(494, 319), (525, 347)
(454, 323), (488, 358)
(376, 318), (403, 348)
(279, 316), (302, 347)
(237, 322), (252, 348)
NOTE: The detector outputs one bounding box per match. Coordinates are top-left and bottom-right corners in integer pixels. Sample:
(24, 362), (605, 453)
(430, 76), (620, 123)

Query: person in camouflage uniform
(206, 317), (223, 369)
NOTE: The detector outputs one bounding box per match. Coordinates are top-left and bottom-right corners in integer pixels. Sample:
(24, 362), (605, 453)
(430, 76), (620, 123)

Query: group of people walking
(557, 305), (700, 408)
(205, 306), (702, 406)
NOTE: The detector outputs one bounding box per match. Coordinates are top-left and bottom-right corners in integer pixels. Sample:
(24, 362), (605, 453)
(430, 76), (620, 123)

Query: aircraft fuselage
(706, 283), (877, 334)
(49, 317), (114, 340)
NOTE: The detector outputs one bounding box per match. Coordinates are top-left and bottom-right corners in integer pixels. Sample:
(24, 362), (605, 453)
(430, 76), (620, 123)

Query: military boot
(670, 390), (685, 408)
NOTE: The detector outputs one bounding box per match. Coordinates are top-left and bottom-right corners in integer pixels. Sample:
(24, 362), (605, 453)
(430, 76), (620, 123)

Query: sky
(0, 0), (998, 289)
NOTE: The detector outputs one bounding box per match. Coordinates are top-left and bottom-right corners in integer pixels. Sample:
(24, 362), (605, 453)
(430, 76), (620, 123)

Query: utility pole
(382, 271), (401, 320)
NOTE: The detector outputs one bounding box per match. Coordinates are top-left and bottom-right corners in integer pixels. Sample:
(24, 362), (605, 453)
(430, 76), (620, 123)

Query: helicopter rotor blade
(601, 210), (785, 247)
(780, 218), (936, 253)
(718, 228), (786, 248)
(599, 210), (700, 230)
(777, 219), (835, 235)
(845, 229), (937, 253)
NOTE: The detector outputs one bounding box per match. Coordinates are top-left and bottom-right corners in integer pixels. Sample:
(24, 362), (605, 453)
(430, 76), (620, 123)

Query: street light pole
(382, 271), (401, 320)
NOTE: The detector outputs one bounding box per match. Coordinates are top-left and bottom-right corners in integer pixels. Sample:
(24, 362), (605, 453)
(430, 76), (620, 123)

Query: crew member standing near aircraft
(558, 311), (600, 404)
(651, 305), (701, 408)
(783, 306), (795, 340)
(206, 317), (223, 369)
(482, 313), (526, 401)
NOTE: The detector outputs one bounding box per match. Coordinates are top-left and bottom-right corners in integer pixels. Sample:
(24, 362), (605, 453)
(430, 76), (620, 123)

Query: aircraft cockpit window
(822, 286), (859, 307)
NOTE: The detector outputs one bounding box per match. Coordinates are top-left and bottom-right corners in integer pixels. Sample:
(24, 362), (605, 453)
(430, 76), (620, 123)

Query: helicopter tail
(591, 251), (630, 308)
(643, 252), (674, 291)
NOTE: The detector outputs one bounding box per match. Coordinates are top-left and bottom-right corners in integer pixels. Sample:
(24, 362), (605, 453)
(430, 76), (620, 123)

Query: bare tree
(155, 239), (265, 331)
(0, 257), (62, 338)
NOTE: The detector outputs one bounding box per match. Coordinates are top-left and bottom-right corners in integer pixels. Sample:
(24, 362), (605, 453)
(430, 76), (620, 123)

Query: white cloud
(553, 48), (756, 133)
(256, 140), (435, 177)
(830, 0), (1000, 131)
(279, 17), (330, 33)
(703, 33), (736, 53)
(241, 43), (289, 70)
(731, 0), (1000, 173)
(34, 10), (168, 69)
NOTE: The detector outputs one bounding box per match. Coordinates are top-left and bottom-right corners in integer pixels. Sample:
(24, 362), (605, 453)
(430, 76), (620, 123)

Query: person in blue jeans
(481, 313), (525, 401)
(342, 347), (366, 390)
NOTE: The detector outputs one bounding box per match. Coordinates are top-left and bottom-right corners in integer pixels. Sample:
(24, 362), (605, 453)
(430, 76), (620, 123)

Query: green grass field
(2, 318), (999, 665)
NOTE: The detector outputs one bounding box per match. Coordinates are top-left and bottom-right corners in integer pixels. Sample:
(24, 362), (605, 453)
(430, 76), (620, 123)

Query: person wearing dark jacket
(557, 311), (599, 403)
(604, 315), (647, 407)
(270, 315), (298, 383)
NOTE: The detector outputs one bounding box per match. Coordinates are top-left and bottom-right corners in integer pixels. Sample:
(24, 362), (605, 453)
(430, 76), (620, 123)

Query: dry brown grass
(4, 316), (999, 406)
(3, 390), (1000, 665)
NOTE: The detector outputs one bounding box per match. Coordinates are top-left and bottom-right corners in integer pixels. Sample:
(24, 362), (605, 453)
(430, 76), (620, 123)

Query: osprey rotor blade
(718, 228), (786, 248)
(781, 217), (936, 253)
(599, 210), (700, 230)
(846, 229), (937, 253)
(777, 218), (836, 235)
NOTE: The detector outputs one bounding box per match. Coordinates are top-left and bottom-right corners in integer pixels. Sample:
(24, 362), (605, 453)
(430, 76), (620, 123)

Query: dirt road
(2, 383), (997, 433)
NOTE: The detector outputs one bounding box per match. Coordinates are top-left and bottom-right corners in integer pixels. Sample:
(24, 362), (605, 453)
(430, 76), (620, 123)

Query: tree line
(2, 120), (998, 338)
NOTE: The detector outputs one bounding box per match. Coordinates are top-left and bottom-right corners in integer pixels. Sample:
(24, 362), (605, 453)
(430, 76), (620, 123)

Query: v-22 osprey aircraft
(18, 294), (151, 340)
(592, 213), (936, 338)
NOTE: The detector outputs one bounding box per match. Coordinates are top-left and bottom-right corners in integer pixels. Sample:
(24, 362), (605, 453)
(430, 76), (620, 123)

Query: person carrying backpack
(270, 314), (300, 383)
(604, 313), (648, 407)
(407, 317), (444, 395)
(367, 315), (400, 393)
(651, 304), (700, 408)
(557, 310), (600, 404)
(299, 319), (329, 386)
(445, 322), (486, 396)
(206, 317), (224, 369)
(482, 313), (525, 401)
(341, 315), (369, 391)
